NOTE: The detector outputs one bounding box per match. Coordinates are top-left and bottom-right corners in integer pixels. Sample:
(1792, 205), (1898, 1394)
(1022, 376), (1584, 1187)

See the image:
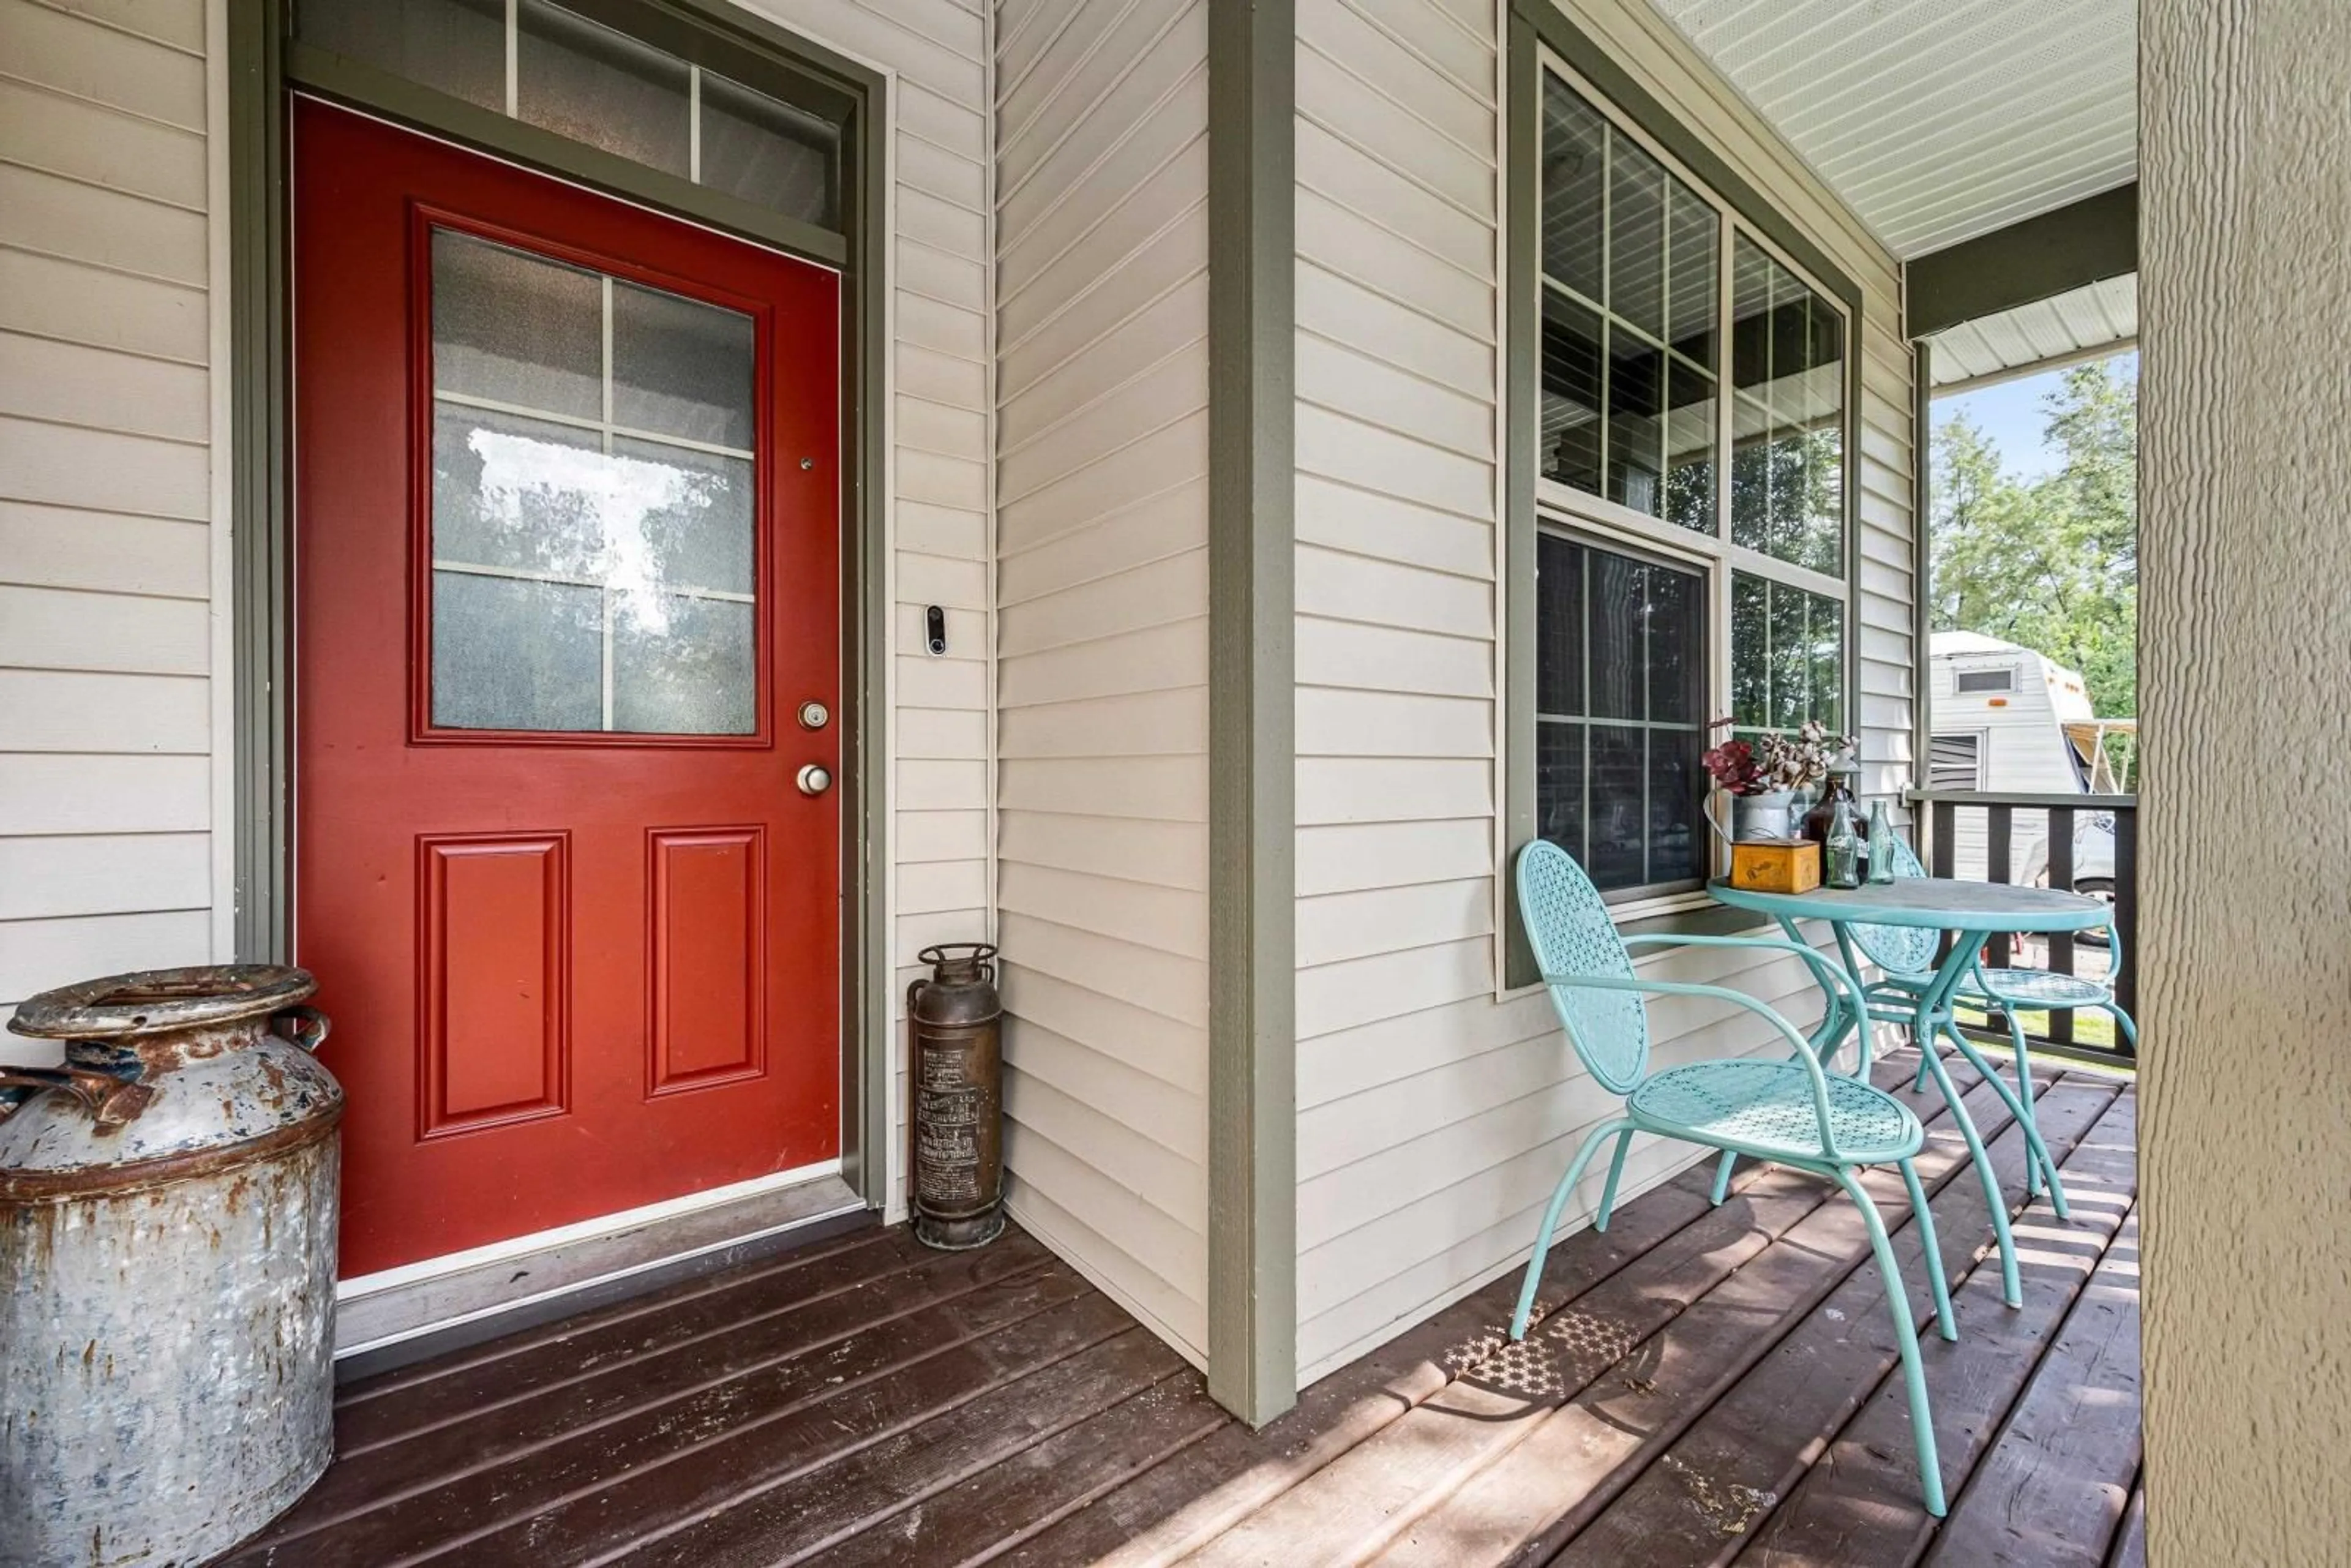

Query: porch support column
(2140, 1), (2351, 1559)
(1205, 0), (1297, 1425)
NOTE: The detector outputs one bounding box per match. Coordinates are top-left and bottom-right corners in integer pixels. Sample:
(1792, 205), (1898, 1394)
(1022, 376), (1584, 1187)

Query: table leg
(1912, 998), (2023, 1308)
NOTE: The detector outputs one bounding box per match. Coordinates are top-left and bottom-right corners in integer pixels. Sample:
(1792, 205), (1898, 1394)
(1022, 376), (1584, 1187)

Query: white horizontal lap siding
(733, 0), (993, 1221)
(991, 0), (1211, 1365)
(0, 0), (217, 1056)
(1289, 0), (1916, 1384)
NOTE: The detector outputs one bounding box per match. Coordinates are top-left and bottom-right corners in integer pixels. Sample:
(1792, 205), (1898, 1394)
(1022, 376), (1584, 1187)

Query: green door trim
(1205, 0), (1299, 1426)
(225, 0), (894, 1210)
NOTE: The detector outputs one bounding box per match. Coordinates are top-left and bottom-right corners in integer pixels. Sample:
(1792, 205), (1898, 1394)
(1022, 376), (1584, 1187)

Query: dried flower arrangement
(1701, 718), (1855, 797)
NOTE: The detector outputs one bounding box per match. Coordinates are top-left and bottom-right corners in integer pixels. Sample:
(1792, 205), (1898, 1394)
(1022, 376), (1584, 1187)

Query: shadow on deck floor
(224, 1042), (2140, 1567)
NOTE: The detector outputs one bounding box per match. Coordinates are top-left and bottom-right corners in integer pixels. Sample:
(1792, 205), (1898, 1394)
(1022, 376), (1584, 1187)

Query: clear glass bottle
(1824, 795), (1861, 889)
(1866, 798), (1899, 884)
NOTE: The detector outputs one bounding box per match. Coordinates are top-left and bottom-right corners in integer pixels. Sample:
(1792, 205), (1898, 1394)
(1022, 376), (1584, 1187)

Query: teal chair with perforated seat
(1842, 835), (2076, 1216)
(1511, 839), (1957, 1515)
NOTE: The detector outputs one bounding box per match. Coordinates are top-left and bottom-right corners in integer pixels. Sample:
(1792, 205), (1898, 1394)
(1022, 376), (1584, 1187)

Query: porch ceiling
(1644, 0), (2137, 258)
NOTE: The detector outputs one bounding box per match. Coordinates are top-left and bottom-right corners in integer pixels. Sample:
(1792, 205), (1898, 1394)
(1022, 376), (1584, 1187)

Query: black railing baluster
(2047, 806), (2076, 1047)
(1985, 806), (2012, 969)
(1902, 789), (2138, 1071)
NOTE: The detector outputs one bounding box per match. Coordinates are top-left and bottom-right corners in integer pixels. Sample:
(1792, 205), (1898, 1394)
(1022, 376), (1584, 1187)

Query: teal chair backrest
(1848, 831), (1939, 974)
(1517, 840), (1649, 1094)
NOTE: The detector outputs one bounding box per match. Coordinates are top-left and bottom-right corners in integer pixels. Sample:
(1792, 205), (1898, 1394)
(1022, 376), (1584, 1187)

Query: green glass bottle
(1867, 798), (1899, 884)
(1824, 795), (1861, 889)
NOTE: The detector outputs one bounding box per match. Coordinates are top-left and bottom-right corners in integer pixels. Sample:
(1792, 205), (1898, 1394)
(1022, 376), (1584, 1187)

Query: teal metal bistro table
(1707, 876), (2110, 1309)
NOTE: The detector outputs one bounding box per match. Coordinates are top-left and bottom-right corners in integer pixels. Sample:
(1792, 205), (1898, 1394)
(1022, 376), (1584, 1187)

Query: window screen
(1536, 531), (1708, 898)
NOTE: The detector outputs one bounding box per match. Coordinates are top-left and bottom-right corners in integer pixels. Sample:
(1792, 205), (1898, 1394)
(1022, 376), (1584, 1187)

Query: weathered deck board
(228, 1046), (2141, 1568)
(1735, 1087), (2139, 1567)
(1546, 1072), (2121, 1568)
(1922, 1206), (2143, 1566)
(1370, 1067), (2047, 1567)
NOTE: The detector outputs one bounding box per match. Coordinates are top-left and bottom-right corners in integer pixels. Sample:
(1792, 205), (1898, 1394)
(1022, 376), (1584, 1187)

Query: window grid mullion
(599, 273), (617, 735)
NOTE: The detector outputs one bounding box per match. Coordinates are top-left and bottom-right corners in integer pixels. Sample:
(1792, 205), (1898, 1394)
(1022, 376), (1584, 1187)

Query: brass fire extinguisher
(907, 942), (1005, 1250)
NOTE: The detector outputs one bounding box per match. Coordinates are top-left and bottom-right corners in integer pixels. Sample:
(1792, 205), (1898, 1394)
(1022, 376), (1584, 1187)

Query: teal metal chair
(1512, 839), (1957, 1515)
(1845, 836), (2075, 1215)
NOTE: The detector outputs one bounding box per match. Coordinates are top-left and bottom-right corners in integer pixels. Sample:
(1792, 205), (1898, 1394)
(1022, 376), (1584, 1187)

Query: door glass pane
(611, 282), (756, 449)
(517, 0), (691, 179)
(297, 0), (506, 111)
(613, 595), (756, 733)
(432, 573), (604, 730)
(433, 231), (604, 420)
(429, 229), (759, 736)
(700, 71), (838, 228)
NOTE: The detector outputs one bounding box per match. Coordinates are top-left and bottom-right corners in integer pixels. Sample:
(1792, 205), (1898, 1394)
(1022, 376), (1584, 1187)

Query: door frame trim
(227, 0), (893, 1214)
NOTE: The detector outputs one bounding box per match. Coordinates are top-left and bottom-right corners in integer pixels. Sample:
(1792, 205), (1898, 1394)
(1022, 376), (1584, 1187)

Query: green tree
(1929, 358), (2139, 718)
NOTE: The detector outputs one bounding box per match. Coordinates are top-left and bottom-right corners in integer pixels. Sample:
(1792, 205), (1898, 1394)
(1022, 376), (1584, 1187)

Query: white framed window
(1528, 54), (1854, 912)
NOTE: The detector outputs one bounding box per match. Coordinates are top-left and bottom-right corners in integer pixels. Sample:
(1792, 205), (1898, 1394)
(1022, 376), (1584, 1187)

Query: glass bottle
(1867, 798), (1899, 884)
(1802, 762), (1858, 846)
(1824, 796), (1861, 889)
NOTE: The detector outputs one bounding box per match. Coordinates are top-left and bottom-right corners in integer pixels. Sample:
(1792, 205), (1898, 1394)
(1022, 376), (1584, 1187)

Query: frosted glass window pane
(433, 406), (607, 576)
(700, 72), (837, 227)
(610, 437), (753, 595)
(613, 596), (755, 734)
(298, 0), (505, 111)
(432, 573), (603, 730)
(611, 284), (755, 449)
(516, 0), (689, 179)
(432, 231), (604, 420)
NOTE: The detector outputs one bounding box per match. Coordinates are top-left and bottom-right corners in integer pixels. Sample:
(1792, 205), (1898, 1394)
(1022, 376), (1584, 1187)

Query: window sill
(1497, 887), (1779, 999)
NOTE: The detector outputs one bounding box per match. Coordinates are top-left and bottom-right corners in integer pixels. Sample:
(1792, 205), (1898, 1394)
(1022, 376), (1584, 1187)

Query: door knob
(797, 763), (832, 797)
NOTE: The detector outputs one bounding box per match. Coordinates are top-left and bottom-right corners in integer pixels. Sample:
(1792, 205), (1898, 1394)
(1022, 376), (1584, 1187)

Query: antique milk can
(907, 942), (1005, 1250)
(1, 964), (342, 1567)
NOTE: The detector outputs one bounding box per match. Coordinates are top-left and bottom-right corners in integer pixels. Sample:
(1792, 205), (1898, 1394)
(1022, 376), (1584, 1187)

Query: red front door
(292, 100), (842, 1277)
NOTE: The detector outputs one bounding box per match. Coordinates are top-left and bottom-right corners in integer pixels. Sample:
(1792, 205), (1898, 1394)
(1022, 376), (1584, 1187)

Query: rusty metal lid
(8, 964), (317, 1041)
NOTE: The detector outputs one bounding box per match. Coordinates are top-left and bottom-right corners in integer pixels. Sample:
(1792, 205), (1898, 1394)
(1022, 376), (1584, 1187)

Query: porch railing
(1907, 789), (2140, 1069)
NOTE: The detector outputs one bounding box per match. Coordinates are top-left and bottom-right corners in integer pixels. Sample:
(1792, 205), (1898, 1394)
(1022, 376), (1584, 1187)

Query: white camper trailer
(1926, 631), (2131, 927)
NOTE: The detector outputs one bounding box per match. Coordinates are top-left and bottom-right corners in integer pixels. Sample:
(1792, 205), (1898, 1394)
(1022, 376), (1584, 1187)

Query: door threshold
(334, 1164), (869, 1381)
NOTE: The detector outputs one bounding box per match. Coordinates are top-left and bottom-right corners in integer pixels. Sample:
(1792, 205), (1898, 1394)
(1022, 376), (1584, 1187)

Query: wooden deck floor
(226, 1041), (2140, 1567)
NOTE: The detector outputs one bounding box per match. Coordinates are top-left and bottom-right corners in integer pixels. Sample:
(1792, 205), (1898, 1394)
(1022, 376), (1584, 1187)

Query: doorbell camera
(925, 604), (948, 657)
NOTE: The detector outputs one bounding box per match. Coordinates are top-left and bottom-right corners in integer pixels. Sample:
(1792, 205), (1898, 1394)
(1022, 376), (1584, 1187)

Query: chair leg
(1834, 1166), (1948, 1517)
(2110, 1001), (2140, 1053)
(1709, 1149), (1738, 1207)
(1916, 1032), (2023, 1307)
(1944, 1021), (2070, 1222)
(1595, 1127), (1636, 1231)
(1511, 1119), (1632, 1341)
(1912, 1031), (1933, 1092)
(1900, 1157), (1958, 1343)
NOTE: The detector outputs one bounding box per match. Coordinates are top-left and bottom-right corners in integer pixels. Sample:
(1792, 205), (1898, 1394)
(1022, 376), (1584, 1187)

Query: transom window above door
(298, 0), (842, 228)
(427, 228), (761, 737)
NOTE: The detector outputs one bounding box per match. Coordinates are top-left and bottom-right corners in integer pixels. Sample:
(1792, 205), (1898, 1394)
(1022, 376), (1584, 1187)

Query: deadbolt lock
(798, 700), (830, 730)
(797, 763), (832, 797)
